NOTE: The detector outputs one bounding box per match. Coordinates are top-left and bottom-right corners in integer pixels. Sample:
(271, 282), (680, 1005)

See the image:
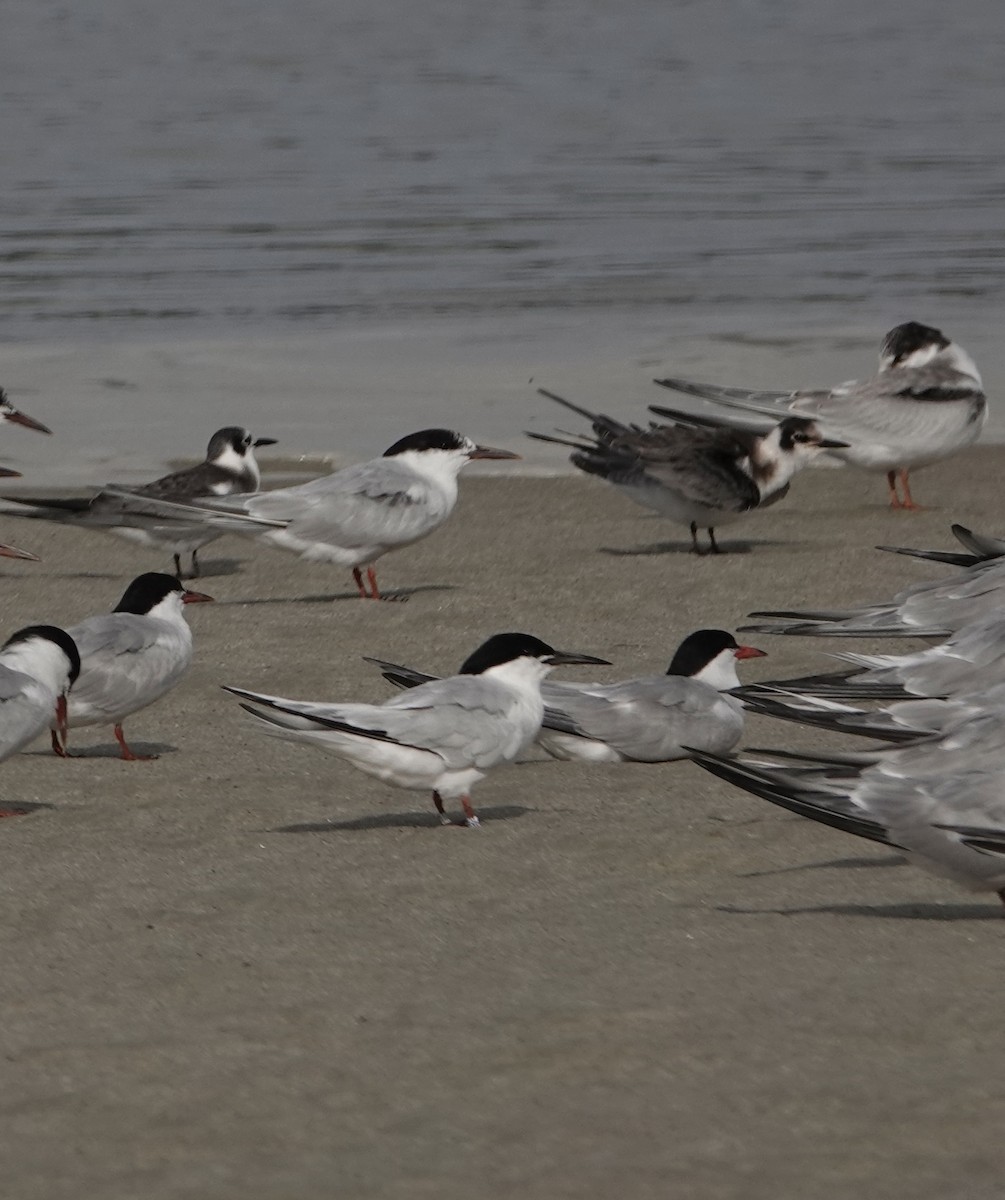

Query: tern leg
(707, 527), (722, 554)
(459, 795), (480, 828)
(114, 724), (158, 761)
(432, 790), (453, 825)
(897, 469), (923, 511)
(999, 889), (1005, 909)
(189, 549), (201, 579)
(50, 730), (71, 759)
(885, 470), (905, 509)
(689, 522), (705, 555)
(173, 553), (184, 577)
(352, 567), (370, 599)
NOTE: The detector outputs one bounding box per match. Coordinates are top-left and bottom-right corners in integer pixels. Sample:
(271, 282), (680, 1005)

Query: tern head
(2, 624), (81, 691)
(382, 429), (520, 473)
(113, 572), (215, 618)
(459, 632), (610, 678)
(667, 630), (766, 691)
(776, 418), (849, 456)
(879, 321), (951, 371)
(0, 389), (52, 436)
(206, 426), (278, 467)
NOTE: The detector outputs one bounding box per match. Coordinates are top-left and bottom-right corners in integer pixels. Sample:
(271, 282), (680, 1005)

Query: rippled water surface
(4, 0), (1004, 478)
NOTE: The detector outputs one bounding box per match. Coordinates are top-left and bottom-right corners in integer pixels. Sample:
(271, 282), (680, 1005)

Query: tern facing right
(528, 388), (844, 554)
(55, 573), (214, 761)
(101, 429), (519, 598)
(224, 633), (609, 827)
(0, 426), (277, 578)
(369, 629), (767, 764)
(654, 321), (986, 510)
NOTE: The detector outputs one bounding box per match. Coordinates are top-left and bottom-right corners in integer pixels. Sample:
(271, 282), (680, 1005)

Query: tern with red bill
(369, 629), (767, 764)
(52, 573), (213, 761)
(99, 429), (520, 599)
(224, 633), (609, 827)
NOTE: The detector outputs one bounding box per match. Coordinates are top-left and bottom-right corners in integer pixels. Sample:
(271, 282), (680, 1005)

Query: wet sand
(2, 449), (1003, 1199)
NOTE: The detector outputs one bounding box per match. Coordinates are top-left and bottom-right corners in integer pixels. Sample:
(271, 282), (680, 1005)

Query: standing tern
(223, 633), (609, 827)
(689, 731), (1005, 905)
(654, 321), (986, 510)
(0, 426), (277, 578)
(0, 625), (80, 786)
(100, 429), (519, 598)
(368, 629), (766, 763)
(53, 573), (213, 761)
(528, 388), (844, 554)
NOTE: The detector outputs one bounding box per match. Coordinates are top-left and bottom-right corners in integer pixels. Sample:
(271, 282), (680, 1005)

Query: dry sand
(1, 450), (1004, 1199)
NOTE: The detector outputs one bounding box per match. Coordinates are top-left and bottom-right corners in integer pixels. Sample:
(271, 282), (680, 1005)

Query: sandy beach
(2, 449), (1004, 1199)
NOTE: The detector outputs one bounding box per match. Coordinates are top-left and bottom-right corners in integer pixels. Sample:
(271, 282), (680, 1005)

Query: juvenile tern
(224, 633), (609, 827)
(0, 426), (277, 578)
(654, 321), (986, 509)
(101, 429), (519, 598)
(53, 573), (213, 760)
(528, 388), (844, 554)
(369, 629), (767, 763)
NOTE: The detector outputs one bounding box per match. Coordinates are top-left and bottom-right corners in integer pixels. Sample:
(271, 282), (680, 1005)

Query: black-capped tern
(100, 429), (519, 599)
(52, 573), (213, 761)
(528, 388), (845, 554)
(0, 625), (80, 798)
(369, 629), (767, 764)
(0, 427), (276, 578)
(654, 321), (986, 510)
(223, 633), (609, 827)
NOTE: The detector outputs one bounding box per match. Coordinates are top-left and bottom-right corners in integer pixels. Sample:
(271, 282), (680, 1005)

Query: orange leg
(115, 725), (158, 762)
(897, 469), (923, 511)
(50, 730), (70, 758)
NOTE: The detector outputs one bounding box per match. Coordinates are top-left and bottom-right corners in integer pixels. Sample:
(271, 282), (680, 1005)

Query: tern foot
(114, 726), (158, 761)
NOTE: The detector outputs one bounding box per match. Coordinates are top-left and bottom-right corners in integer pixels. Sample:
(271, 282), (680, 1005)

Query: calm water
(3, 0), (1004, 478)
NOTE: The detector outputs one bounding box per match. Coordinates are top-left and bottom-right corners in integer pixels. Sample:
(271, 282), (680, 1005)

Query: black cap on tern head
(113, 573), (186, 615)
(882, 321), (949, 366)
(383, 429), (469, 457)
(459, 632), (611, 674)
(668, 630), (766, 675)
(3, 624), (81, 685)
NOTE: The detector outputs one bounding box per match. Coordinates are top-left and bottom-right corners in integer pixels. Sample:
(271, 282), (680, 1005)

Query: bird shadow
(716, 902), (1003, 921)
(0, 801), (53, 818)
(271, 804), (531, 833)
(185, 557), (244, 579)
(213, 583), (456, 606)
(25, 741), (177, 760)
(597, 539), (787, 557)
(739, 854), (907, 878)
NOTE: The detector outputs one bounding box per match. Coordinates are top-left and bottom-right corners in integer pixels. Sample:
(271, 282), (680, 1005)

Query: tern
(53, 573), (213, 761)
(0, 625), (80, 781)
(99, 429), (519, 598)
(223, 633), (609, 826)
(528, 388), (844, 553)
(654, 321), (986, 510)
(689, 730), (1005, 905)
(0, 426), (277, 578)
(368, 629), (766, 763)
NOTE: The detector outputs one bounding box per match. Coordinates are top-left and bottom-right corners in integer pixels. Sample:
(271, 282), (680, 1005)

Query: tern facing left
(224, 633), (610, 826)
(101, 429), (520, 598)
(54, 573), (214, 760)
(655, 321), (986, 510)
(0, 625), (80, 773)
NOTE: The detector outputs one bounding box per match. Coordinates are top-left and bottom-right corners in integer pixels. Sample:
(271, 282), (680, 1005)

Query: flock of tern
(1, 320), (1003, 905)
